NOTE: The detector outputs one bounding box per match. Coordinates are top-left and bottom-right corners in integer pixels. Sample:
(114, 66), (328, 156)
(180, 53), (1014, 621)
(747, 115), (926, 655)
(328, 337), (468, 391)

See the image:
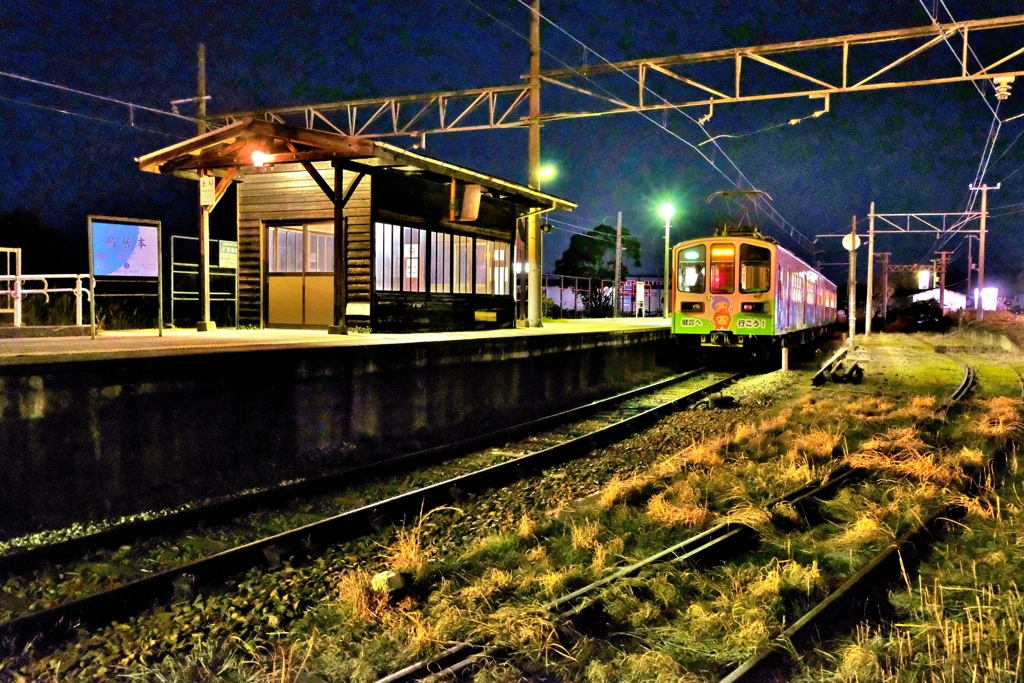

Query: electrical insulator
(994, 76), (1014, 101)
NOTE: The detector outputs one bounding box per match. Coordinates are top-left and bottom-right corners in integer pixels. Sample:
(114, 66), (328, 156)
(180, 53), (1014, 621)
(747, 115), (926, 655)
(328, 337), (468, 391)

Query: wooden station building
(138, 118), (574, 332)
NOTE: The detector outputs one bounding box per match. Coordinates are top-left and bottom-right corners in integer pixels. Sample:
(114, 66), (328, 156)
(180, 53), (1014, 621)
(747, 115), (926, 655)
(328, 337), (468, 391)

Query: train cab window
(709, 244), (735, 294)
(739, 244), (771, 293)
(677, 245), (706, 293)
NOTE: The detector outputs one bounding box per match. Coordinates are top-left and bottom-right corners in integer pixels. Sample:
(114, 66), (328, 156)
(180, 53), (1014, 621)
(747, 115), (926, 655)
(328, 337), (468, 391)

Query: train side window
(677, 245), (706, 293)
(739, 244), (771, 293)
(709, 244), (735, 294)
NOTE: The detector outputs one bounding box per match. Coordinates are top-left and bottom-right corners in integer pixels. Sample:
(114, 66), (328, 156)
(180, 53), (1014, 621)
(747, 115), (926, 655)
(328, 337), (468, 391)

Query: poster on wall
(91, 221), (159, 278)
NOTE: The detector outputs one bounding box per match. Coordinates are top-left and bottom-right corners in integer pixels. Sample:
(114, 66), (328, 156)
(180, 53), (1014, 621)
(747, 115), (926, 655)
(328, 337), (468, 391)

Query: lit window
(306, 224), (334, 273)
(677, 244), (705, 293)
(739, 244), (771, 293)
(709, 243), (735, 294)
(268, 227), (303, 273)
(453, 234), (473, 294)
(430, 232), (451, 293)
(375, 222), (425, 292)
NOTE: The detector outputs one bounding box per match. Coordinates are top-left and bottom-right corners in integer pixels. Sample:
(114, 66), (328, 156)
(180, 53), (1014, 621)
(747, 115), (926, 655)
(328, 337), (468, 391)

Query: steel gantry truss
(209, 15), (1024, 138)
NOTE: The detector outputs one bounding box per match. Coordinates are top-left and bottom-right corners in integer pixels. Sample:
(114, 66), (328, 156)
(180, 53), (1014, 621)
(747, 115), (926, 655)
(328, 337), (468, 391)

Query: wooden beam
(175, 148), (374, 170)
(208, 167), (238, 212)
(137, 117), (253, 172)
(340, 171), (365, 209)
(286, 141), (336, 203)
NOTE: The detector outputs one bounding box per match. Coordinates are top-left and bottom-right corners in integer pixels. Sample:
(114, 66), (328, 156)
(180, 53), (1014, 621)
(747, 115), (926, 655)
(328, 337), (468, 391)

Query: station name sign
(91, 221), (159, 278)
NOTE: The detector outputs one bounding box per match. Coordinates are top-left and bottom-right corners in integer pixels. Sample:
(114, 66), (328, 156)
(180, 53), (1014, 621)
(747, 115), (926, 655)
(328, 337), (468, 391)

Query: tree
(553, 223), (641, 316)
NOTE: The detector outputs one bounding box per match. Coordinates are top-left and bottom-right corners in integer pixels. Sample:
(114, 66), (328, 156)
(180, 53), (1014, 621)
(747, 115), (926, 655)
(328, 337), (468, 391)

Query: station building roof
(136, 117), (575, 213)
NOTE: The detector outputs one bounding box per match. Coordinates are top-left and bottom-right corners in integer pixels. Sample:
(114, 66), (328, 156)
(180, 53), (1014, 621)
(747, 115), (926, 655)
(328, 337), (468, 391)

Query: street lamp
(659, 203), (675, 318)
(538, 164), (557, 181)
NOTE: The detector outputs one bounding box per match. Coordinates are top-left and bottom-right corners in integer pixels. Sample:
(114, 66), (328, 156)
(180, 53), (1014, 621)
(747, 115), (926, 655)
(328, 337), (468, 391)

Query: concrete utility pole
(526, 0), (543, 328)
(613, 212), (622, 318)
(966, 235), (975, 303)
(878, 252), (891, 320)
(937, 251), (951, 311)
(848, 215), (857, 345)
(969, 183), (999, 321)
(865, 203), (875, 335)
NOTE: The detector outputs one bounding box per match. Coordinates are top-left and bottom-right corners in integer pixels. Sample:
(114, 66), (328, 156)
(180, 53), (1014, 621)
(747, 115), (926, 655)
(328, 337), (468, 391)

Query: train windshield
(677, 245), (706, 293)
(740, 244), (772, 293)
(709, 244), (735, 294)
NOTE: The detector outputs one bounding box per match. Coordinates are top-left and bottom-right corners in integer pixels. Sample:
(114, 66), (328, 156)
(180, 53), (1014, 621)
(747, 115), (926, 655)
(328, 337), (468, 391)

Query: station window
(453, 234), (473, 293)
(677, 245), (706, 293)
(306, 225), (334, 273)
(430, 232), (451, 293)
(268, 227), (304, 273)
(709, 243), (735, 294)
(474, 239), (511, 295)
(375, 223), (426, 292)
(739, 244), (771, 293)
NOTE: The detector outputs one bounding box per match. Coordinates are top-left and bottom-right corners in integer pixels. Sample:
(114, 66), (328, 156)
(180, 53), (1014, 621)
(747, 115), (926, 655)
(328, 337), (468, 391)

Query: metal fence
(1, 247), (91, 327)
(542, 275), (664, 319)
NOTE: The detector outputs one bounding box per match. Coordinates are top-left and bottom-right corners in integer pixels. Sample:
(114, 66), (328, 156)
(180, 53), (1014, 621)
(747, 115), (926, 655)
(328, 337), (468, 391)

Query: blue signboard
(91, 222), (159, 277)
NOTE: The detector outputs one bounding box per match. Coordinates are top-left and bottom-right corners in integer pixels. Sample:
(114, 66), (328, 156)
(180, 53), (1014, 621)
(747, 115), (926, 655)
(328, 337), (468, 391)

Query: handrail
(0, 273), (92, 327)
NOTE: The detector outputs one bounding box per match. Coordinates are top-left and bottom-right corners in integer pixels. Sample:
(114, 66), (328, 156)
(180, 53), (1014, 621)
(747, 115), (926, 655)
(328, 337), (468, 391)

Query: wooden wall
(236, 162), (370, 326)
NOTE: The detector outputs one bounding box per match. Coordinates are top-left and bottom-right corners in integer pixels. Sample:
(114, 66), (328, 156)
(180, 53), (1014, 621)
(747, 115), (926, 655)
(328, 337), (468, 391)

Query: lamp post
(659, 203), (675, 319)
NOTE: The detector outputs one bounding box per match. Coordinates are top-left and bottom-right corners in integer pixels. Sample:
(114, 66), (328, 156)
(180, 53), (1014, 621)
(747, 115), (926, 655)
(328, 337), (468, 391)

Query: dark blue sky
(1, 1), (1023, 292)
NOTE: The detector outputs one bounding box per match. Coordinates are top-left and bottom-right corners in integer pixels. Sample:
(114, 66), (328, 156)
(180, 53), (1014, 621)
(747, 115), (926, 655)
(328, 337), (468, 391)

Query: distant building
(911, 288), (967, 311)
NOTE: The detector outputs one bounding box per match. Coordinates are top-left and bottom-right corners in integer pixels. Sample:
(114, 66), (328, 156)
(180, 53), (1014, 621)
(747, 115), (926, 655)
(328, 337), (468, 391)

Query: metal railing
(0, 273), (92, 327)
(543, 275), (664, 319)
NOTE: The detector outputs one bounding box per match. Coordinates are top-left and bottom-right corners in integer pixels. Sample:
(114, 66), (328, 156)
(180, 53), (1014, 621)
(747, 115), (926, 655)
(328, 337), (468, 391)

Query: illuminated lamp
(659, 203), (675, 221)
(711, 247), (735, 258)
(981, 287), (998, 311)
(684, 250), (700, 260)
(252, 150), (270, 167)
(537, 165), (556, 180)
(917, 270), (931, 290)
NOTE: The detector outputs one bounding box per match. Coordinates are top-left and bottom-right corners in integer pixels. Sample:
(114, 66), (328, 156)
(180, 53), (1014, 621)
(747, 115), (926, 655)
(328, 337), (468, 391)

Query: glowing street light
(660, 203), (675, 318)
(251, 150), (270, 168)
(537, 164), (557, 181)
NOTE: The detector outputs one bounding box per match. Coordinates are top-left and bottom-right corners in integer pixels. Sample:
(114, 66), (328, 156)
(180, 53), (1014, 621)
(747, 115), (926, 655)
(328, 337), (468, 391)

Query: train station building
(137, 118), (575, 333)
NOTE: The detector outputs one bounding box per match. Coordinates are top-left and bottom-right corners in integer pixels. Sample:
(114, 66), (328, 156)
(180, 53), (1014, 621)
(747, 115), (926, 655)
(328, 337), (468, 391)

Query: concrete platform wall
(0, 329), (677, 538)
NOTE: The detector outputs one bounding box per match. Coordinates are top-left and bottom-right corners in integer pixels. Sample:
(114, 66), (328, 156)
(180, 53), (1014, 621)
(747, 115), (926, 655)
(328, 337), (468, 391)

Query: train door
(777, 267), (789, 331)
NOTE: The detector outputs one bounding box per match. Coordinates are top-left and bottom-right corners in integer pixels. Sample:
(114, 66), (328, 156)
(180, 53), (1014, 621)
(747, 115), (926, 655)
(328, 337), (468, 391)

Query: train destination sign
(91, 221), (159, 278)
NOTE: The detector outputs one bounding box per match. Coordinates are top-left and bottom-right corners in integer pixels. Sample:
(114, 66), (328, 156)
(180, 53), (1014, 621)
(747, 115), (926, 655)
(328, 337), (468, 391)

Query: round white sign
(842, 234), (862, 251)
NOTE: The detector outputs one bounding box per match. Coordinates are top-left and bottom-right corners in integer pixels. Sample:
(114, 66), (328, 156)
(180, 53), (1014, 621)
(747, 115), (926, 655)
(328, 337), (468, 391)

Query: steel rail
(0, 371), (743, 655)
(722, 365), (987, 683)
(0, 370), (704, 580)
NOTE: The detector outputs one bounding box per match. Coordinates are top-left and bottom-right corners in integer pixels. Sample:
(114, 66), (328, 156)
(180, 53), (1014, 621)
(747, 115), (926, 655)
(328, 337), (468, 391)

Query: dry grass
(646, 480), (712, 528)
(970, 395), (1024, 438)
(336, 570), (391, 624)
(791, 427), (844, 462)
(598, 473), (658, 509)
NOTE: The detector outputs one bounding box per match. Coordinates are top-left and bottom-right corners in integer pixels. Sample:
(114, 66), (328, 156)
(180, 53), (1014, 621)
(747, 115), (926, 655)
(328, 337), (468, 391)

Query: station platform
(0, 318), (677, 539)
(0, 318), (670, 367)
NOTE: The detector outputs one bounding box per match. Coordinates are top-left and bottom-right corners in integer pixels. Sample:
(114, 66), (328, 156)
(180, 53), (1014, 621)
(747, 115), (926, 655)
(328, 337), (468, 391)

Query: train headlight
(680, 302), (704, 313)
(741, 302), (764, 313)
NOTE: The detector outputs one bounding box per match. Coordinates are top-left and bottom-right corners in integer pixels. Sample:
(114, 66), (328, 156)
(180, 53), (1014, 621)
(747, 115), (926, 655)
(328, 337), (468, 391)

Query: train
(670, 226), (837, 362)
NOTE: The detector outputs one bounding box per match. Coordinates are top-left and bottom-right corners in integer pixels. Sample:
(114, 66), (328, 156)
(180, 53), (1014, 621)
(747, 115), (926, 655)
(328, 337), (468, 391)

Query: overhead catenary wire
(510, 0), (814, 251)
(461, 0), (812, 251)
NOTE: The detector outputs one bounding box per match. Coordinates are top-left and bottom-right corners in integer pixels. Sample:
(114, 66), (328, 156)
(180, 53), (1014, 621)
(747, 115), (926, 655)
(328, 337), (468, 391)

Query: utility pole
(197, 43), (206, 135)
(966, 235), (975, 305)
(865, 203), (875, 336)
(969, 183), (999, 321)
(878, 252), (891, 320)
(847, 215), (857, 346)
(937, 251), (951, 312)
(613, 212), (622, 318)
(196, 44), (214, 331)
(526, 0), (543, 328)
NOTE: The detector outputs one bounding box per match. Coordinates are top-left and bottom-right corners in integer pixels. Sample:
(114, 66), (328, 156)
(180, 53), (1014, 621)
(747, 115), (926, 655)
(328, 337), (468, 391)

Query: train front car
(671, 232), (837, 363)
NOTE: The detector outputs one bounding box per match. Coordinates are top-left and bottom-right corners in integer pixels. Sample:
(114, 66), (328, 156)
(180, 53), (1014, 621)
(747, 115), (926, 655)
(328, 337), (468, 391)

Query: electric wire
(461, 0), (811, 250)
(0, 69), (198, 124)
(0, 95), (180, 138)
(512, 0), (813, 250)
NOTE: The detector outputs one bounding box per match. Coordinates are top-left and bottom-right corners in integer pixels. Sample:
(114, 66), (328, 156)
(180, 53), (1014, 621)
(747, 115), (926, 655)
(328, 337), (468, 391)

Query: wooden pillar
(865, 202), (875, 335)
(197, 172), (215, 331)
(328, 161), (348, 335)
(526, 0), (543, 328)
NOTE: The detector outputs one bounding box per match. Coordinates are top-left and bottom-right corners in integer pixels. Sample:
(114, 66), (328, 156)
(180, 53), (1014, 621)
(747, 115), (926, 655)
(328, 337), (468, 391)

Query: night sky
(2, 1), (1023, 294)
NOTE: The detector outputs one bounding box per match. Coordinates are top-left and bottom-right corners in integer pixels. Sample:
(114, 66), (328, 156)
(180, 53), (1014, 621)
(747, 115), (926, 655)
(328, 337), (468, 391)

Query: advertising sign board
(219, 240), (238, 269)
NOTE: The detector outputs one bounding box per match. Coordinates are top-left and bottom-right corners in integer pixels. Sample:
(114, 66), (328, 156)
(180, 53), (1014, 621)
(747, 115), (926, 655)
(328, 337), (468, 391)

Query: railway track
(0, 368), (744, 657)
(365, 358), (986, 683)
